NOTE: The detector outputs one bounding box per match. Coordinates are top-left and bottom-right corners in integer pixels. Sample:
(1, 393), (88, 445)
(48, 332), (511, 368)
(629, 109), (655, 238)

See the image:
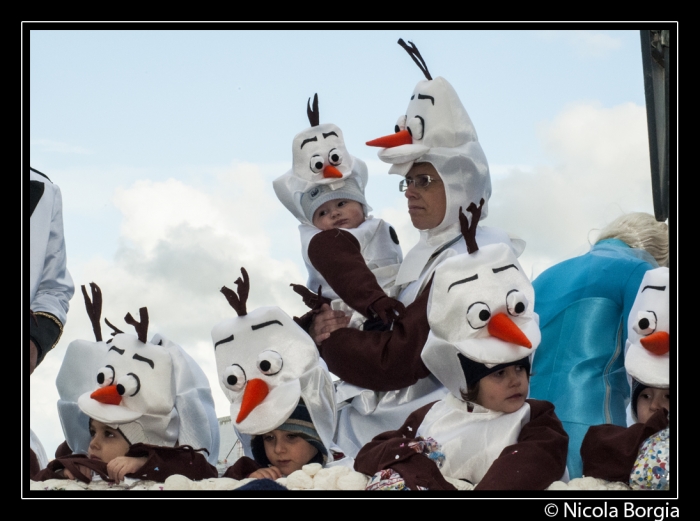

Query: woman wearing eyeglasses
(304, 45), (525, 458)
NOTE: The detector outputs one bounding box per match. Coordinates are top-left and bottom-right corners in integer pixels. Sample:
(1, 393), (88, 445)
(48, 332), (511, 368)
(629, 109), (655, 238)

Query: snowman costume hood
(273, 93), (371, 226)
(58, 283), (220, 464)
(367, 40), (524, 295)
(625, 267), (670, 391)
(421, 202), (540, 399)
(211, 268), (337, 459)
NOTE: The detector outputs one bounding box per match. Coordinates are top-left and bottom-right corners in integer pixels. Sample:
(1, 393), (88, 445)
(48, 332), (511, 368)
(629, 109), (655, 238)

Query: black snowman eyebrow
(251, 320), (283, 331)
(322, 132), (338, 139)
(492, 264), (518, 274)
(300, 137), (318, 149)
(641, 285), (666, 293)
(132, 353), (154, 369)
(448, 274), (478, 292)
(417, 94), (435, 105)
(108, 346), (125, 355)
(214, 335), (234, 349)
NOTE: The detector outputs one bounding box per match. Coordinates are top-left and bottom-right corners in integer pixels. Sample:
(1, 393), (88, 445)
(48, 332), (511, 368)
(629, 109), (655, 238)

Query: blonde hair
(596, 212), (669, 267)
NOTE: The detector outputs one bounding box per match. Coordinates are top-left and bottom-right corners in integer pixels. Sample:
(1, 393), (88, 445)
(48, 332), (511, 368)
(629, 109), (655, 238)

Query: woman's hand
(106, 456), (148, 484)
(248, 466), (283, 480)
(308, 304), (351, 345)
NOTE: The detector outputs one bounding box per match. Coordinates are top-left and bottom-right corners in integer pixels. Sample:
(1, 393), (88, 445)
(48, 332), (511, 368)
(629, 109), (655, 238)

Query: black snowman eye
(633, 311), (657, 336)
(394, 115), (407, 133)
(328, 148), (342, 166)
(96, 365), (115, 387)
(466, 302), (491, 329)
(406, 116), (424, 140)
(116, 373), (140, 397)
(506, 290), (528, 317)
(223, 364), (246, 392)
(310, 155), (325, 174)
(257, 350), (283, 376)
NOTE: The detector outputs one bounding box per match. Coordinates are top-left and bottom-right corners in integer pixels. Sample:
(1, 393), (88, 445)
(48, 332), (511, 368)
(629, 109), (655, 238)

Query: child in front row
(581, 267), (670, 490)
(354, 205), (568, 490)
(273, 94), (405, 330)
(34, 285), (219, 484)
(211, 269), (352, 484)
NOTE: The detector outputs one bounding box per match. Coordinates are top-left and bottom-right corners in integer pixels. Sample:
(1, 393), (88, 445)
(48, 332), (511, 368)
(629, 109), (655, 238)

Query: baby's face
(87, 419), (130, 463)
(312, 199), (365, 231)
(637, 386), (670, 424)
(263, 429), (319, 476)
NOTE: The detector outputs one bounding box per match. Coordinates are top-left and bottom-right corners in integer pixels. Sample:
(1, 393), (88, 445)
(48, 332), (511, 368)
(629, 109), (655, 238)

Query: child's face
(637, 386), (670, 424)
(312, 199), (365, 231)
(88, 419), (130, 463)
(262, 429), (319, 476)
(474, 365), (529, 413)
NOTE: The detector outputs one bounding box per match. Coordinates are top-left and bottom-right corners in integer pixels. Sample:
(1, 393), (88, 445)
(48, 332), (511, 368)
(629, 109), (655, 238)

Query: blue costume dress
(529, 239), (655, 478)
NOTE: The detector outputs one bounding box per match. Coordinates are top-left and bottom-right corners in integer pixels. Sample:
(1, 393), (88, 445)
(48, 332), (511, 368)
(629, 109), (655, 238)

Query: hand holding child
(106, 456), (148, 484)
(309, 304), (351, 345)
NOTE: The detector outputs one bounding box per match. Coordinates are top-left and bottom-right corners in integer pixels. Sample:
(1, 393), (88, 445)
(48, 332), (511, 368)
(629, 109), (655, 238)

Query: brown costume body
(354, 399), (568, 490)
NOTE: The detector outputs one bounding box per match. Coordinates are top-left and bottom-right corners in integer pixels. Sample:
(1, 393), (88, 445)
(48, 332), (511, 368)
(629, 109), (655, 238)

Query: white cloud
(486, 100), (654, 280)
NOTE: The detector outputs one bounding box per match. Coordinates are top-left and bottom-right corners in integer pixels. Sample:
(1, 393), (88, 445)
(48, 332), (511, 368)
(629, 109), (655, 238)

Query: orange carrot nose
(236, 378), (269, 423)
(487, 313), (532, 348)
(323, 165), (343, 178)
(90, 385), (122, 405)
(366, 129), (413, 148)
(640, 331), (670, 356)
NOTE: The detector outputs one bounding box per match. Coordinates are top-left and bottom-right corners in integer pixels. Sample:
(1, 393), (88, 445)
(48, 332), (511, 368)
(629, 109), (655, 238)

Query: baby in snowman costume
(34, 284), (219, 484)
(273, 94), (405, 331)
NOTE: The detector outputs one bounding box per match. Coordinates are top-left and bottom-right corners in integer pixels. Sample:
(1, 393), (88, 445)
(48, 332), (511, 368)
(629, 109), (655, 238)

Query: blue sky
(26, 26), (668, 459)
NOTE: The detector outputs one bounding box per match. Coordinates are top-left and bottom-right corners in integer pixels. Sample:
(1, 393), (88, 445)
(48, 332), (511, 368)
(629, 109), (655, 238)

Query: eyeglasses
(399, 174), (438, 192)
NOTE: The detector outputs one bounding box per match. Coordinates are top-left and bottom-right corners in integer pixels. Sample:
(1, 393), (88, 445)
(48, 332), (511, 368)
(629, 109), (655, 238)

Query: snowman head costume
(211, 268), (337, 458)
(58, 283), (220, 464)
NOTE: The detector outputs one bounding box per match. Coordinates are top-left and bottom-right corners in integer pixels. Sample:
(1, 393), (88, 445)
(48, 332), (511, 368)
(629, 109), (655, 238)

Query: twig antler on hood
(124, 307), (149, 344)
(221, 267), (250, 317)
(398, 39), (432, 81)
(81, 282), (103, 342)
(104, 317), (124, 342)
(307, 93), (320, 127)
(459, 198), (485, 254)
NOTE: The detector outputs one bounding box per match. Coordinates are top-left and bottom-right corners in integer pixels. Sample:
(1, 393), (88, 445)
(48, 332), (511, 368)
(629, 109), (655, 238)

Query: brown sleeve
(308, 229), (389, 318)
(475, 399), (569, 490)
(222, 457), (263, 480)
(318, 277), (432, 391)
(33, 454), (110, 484)
(55, 440), (72, 458)
(124, 444), (218, 482)
(580, 408), (669, 482)
(354, 402), (456, 491)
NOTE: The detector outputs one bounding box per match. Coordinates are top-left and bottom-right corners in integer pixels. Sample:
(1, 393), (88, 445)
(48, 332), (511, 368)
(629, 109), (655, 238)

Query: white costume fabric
(211, 304), (339, 463)
(334, 66), (525, 457)
(58, 329), (220, 465)
(29, 168), (74, 326)
(625, 267), (670, 390)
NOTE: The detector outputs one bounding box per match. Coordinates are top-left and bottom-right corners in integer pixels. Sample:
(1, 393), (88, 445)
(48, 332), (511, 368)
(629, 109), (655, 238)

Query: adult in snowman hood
(36, 284), (219, 483)
(211, 269), (348, 480)
(307, 40), (524, 458)
(273, 94), (404, 328)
